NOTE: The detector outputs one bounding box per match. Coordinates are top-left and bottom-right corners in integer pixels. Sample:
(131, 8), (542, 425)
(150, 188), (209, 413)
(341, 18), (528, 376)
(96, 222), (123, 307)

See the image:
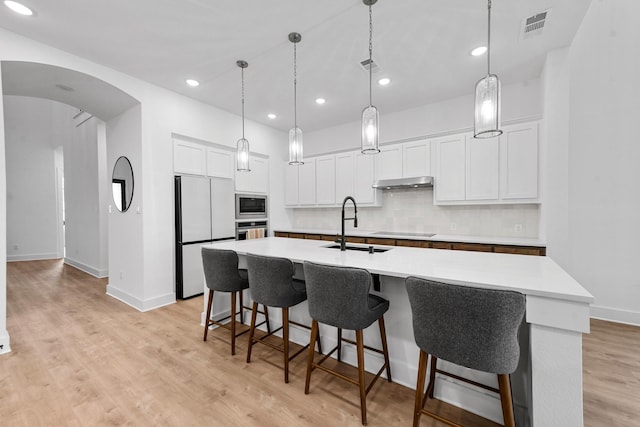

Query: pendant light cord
(241, 66), (246, 139)
(487, 0), (492, 76)
(293, 41), (297, 130)
(368, 4), (373, 107)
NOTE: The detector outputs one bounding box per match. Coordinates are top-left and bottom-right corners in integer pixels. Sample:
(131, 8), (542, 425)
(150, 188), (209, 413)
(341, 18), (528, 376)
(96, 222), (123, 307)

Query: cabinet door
(316, 155), (336, 204)
(355, 152), (376, 204)
(500, 123), (538, 200)
(433, 134), (466, 202)
(298, 159), (316, 205)
(206, 147), (234, 179)
(284, 163), (299, 206)
(375, 145), (403, 180)
(174, 139), (206, 175)
(466, 135), (499, 200)
(235, 155), (268, 194)
(403, 140), (431, 178)
(335, 152), (355, 203)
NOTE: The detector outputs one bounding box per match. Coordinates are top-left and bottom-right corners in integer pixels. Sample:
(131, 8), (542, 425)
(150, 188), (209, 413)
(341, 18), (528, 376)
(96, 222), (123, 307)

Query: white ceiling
(0, 0), (592, 132)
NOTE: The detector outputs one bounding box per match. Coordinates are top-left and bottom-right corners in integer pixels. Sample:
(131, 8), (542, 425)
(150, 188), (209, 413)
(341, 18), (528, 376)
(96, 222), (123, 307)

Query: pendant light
(288, 32), (304, 165)
(474, 0), (502, 139)
(236, 60), (251, 171)
(361, 0), (380, 154)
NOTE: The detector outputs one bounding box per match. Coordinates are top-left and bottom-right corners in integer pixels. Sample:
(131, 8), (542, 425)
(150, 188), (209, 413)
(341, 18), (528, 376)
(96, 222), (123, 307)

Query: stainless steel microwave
(235, 194), (267, 219)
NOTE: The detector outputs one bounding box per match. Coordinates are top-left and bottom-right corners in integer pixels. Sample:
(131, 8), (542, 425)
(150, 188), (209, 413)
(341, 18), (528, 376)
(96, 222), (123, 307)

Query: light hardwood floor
(1, 260), (638, 426)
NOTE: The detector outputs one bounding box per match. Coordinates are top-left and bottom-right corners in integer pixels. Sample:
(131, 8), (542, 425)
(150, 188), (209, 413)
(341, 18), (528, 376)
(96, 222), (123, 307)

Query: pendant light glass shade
(474, 74), (502, 138)
(236, 137), (250, 171)
(236, 60), (250, 171)
(289, 127), (303, 164)
(361, 105), (379, 154)
(474, 0), (502, 139)
(361, 0), (380, 154)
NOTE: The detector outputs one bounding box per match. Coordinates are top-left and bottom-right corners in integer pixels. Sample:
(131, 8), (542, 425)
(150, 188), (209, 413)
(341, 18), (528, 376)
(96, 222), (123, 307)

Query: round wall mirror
(112, 156), (134, 212)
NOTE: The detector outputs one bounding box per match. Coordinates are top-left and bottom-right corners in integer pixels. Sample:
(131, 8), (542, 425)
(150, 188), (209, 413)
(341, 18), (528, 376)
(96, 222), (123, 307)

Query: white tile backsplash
(292, 188), (539, 238)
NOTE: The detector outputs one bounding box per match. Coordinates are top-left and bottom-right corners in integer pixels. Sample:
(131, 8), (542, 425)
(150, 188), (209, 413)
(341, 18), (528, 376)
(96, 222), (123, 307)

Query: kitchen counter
(204, 237), (592, 426)
(273, 227), (546, 247)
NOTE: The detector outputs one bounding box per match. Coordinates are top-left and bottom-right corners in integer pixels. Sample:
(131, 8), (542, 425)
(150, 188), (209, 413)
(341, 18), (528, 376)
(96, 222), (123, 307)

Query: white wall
(4, 96), (69, 261)
(563, 0), (640, 325)
(293, 80), (543, 239)
(0, 65), (8, 354)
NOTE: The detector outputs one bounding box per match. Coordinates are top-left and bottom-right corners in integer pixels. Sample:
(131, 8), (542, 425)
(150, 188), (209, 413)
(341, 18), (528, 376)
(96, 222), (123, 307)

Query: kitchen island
(204, 237), (593, 427)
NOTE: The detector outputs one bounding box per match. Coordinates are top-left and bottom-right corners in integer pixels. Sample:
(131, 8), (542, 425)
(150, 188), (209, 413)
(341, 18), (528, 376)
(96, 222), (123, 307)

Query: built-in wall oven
(235, 220), (269, 240)
(235, 194), (267, 219)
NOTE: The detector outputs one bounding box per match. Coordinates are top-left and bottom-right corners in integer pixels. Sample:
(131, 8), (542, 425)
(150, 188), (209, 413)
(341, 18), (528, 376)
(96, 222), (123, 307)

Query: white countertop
(206, 237), (592, 304)
(273, 228), (546, 247)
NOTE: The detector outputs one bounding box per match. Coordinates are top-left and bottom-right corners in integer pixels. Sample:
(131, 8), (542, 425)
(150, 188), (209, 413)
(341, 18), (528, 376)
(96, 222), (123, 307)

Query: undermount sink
(323, 244), (391, 253)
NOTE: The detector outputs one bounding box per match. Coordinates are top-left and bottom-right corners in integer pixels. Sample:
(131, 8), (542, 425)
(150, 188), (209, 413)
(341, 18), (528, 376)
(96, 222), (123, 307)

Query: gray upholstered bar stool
(245, 254), (322, 383)
(202, 247), (270, 356)
(303, 261), (392, 426)
(405, 277), (525, 427)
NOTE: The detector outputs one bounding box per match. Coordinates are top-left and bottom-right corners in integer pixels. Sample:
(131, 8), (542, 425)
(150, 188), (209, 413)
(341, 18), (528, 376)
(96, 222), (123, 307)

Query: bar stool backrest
(246, 254), (303, 307)
(201, 247), (245, 292)
(303, 261), (376, 330)
(405, 277), (525, 374)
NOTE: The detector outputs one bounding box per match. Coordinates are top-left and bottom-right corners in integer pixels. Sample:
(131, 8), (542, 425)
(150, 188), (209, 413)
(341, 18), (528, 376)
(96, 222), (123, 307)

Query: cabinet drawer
(431, 242), (453, 250)
(495, 245), (545, 256)
(321, 234), (337, 242)
(274, 231), (289, 238)
(346, 236), (366, 244)
(395, 239), (430, 248)
(366, 238), (396, 246)
(452, 243), (493, 252)
(305, 234), (323, 240)
(289, 233), (305, 239)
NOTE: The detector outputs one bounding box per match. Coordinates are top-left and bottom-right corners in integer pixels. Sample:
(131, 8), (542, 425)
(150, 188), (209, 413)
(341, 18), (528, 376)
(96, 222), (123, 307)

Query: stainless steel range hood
(372, 176), (434, 190)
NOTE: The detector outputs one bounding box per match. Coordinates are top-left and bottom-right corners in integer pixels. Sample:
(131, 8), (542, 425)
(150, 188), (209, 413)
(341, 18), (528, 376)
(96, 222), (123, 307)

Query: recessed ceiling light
(471, 46), (487, 56)
(378, 77), (391, 86)
(315, 98), (326, 105)
(267, 113), (277, 119)
(4, 1), (33, 15)
(185, 79), (199, 87)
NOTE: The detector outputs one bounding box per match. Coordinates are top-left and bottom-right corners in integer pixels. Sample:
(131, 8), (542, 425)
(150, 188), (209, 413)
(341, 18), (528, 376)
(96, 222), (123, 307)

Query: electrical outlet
(449, 223), (457, 231)
(13, 244), (18, 250)
(515, 224), (523, 233)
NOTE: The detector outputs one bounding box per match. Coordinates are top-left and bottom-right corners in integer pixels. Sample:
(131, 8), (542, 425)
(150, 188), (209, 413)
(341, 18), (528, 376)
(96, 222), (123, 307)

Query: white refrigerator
(175, 175), (235, 299)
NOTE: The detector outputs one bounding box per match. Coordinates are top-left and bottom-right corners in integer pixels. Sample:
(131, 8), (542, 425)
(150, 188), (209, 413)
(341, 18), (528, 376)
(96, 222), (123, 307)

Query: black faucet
(339, 196), (358, 251)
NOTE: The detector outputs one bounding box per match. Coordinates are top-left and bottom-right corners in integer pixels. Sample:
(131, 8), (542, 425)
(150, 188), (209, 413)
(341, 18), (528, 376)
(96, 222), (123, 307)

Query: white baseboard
(590, 304), (640, 326)
(64, 257), (108, 278)
(106, 284), (176, 312)
(0, 329), (11, 355)
(7, 252), (58, 262)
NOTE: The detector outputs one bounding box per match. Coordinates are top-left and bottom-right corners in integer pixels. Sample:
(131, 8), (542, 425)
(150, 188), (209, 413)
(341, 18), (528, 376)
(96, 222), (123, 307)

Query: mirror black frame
(112, 156), (134, 212)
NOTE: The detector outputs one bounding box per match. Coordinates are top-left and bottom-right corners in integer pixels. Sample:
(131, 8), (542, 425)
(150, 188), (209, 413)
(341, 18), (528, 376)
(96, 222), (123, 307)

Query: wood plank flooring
(1, 260), (638, 426)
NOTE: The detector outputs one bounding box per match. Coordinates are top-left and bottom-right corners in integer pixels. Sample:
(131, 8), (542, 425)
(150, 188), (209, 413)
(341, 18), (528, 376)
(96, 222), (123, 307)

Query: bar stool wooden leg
(230, 291), (237, 355)
(239, 290), (244, 324)
(337, 328), (343, 361)
(315, 326), (323, 355)
(203, 289), (214, 341)
(246, 302), (259, 363)
(305, 320), (319, 394)
(378, 317), (392, 382)
(356, 329), (367, 426)
(264, 304), (271, 334)
(414, 350), (428, 427)
(427, 355), (438, 399)
(498, 374), (516, 427)
(283, 307), (290, 383)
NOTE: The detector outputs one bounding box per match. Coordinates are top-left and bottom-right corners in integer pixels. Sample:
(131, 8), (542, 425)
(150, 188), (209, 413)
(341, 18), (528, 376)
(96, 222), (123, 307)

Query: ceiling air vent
(360, 58), (381, 74)
(520, 9), (551, 40)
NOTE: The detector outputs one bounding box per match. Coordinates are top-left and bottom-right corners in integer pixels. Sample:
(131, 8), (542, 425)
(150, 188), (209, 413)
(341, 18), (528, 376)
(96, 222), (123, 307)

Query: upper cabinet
(335, 152), (355, 202)
(236, 155), (269, 194)
(354, 152), (379, 204)
(298, 160), (317, 205)
(284, 164), (299, 206)
(173, 139), (207, 176)
(316, 155), (336, 204)
(206, 147), (234, 179)
(433, 121), (539, 205)
(376, 139), (431, 180)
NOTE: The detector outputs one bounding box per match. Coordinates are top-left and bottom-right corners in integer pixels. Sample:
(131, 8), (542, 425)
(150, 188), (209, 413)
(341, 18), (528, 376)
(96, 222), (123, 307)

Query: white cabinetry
(173, 139), (207, 176)
(335, 152), (355, 203)
(235, 155), (269, 194)
(355, 152), (378, 204)
(284, 164), (299, 206)
(433, 122), (539, 205)
(376, 145), (403, 180)
(206, 147), (234, 179)
(403, 139), (431, 178)
(315, 155), (336, 204)
(433, 134), (467, 202)
(298, 160), (316, 205)
(500, 122), (538, 200)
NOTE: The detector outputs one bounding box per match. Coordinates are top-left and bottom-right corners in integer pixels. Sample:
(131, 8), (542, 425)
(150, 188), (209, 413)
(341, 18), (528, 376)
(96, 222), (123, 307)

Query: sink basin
(324, 244), (390, 253)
